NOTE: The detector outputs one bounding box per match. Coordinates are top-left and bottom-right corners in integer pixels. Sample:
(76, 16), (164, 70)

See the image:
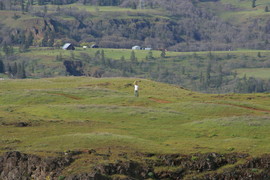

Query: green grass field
(1, 77), (270, 158)
(236, 68), (270, 79)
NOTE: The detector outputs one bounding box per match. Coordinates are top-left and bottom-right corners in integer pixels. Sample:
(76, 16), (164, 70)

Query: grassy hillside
(1, 77), (270, 157)
(1, 0), (270, 53)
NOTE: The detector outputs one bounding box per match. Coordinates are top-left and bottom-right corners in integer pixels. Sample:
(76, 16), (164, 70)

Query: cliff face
(0, 151), (73, 180)
(1, 151), (270, 180)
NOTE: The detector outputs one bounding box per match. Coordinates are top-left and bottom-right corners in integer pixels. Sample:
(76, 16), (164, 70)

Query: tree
(160, 49), (166, 58)
(148, 50), (154, 60)
(217, 65), (223, 88)
(0, 2), (5, 10)
(252, 0), (256, 8)
(0, 59), (4, 73)
(2, 42), (9, 55)
(265, 6), (269, 12)
(38, 0), (45, 5)
(130, 51), (137, 63)
(206, 62), (211, 87)
(21, 0), (25, 12)
(101, 49), (105, 65)
(6, 63), (11, 75)
(41, 32), (49, 47)
(2, 42), (13, 56)
(17, 63), (26, 79)
(12, 62), (18, 77)
(131, 2), (137, 9)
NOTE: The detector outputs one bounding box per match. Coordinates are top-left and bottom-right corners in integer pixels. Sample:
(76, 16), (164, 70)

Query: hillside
(1, 77), (270, 178)
(2, 47), (270, 94)
(0, 0), (270, 51)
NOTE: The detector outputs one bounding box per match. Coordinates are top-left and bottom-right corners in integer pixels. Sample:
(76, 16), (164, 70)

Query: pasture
(1, 77), (270, 157)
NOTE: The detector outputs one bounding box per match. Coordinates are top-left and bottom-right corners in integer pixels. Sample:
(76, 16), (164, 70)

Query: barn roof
(62, 43), (72, 50)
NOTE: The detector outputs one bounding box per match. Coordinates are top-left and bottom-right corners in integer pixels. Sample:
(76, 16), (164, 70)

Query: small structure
(91, 44), (99, 48)
(132, 46), (141, 50)
(62, 43), (75, 50)
(83, 46), (88, 50)
(145, 47), (152, 50)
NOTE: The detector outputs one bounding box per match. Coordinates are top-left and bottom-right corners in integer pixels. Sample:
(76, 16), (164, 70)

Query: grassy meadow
(1, 76), (270, 157)
(236, 68), (270, 79)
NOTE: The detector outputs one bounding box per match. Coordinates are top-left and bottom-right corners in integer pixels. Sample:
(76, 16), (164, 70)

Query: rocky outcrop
(0, 151), (73, 180)
(1, 151), (270, 180)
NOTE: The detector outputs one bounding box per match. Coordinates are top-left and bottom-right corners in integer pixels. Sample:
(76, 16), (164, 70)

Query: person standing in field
(134, 81), (139, 97)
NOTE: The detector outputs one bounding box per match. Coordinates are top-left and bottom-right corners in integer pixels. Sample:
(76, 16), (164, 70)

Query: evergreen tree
(101, 50), (105, 65)
(0, 2), (5, 10)
(0, 59), (4, 73)
(130, 51), (137, 63)
(206, 62), (211, 87)
(2, 42), (9, 55)
(41, 32), (49, 47)
(265, 6), (269, 12)
(95, 50), (100, 59)
(6, 63), (12, 75)
(131, 2), (137, 9)
(21, 0), (25, 12)
(17, 63), (26, 79)
(160, 49), (166, 58)
(2, 42), (13, 56)
(257, 52), (261, 58)
(27, 31), (34, 47)
(148, 50), (154, 60)
(43, 5), (48, 14)
(252, 0), (256, 8)
(12, 62), (18, 77)
(38, 0), (45, 5)
(217, 65), (223, 88)
(48, 33), (55, 47)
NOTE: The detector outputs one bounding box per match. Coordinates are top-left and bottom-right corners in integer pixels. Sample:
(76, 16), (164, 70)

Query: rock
(15, 122), (30, 127)
(0, 151), (73, 180)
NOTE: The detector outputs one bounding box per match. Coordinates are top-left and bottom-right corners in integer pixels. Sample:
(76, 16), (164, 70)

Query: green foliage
(0, 59), (4, 73)
(160, 49), (166, 58)
(130, 50), (137, 63)
(265, 6), (269, 12)
(58, 176), (65, 180)
(252, 0), (256, 8)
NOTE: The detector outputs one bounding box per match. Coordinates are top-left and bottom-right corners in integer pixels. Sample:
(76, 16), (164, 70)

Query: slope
(1, 77), (270, 157)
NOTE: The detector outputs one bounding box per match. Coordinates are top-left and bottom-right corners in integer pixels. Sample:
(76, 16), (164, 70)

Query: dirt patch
(84, 82), (111, 87)
(149, 97), (172, 103)
(48, 92), (82, 100)
(1, 122), (31, 127)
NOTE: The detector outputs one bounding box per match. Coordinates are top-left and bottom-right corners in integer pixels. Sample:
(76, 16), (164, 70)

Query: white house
(132, 46), (141, 50)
